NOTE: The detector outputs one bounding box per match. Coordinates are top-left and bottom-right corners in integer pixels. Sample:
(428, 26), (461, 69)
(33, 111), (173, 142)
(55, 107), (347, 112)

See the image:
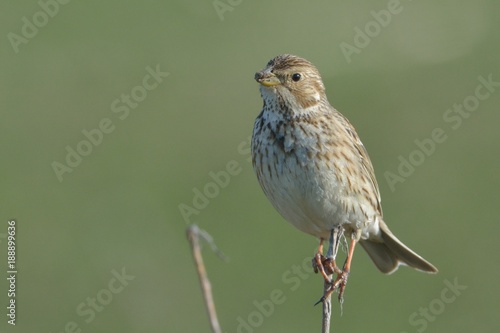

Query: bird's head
(255, 54), (327, 110)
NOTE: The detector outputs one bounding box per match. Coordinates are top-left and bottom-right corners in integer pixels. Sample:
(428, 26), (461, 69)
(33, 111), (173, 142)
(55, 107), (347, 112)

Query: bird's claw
(314, 268), (350, 305)
(312, 253), (341, 282)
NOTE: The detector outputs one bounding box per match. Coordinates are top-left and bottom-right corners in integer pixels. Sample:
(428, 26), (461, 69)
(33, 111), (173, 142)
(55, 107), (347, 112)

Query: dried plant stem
(322, 279), (333, 332)
(322, 226), (343, 333)
(187, 224), (224, 333)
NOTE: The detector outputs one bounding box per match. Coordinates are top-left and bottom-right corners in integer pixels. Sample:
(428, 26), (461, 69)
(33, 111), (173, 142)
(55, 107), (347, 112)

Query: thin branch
(322, 279), (332, 333)
(322, 226), (343, 333)
(187, 224), (225, 333)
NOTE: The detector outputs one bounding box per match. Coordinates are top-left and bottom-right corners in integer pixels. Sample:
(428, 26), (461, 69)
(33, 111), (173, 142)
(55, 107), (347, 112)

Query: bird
(251, 54), (437, 302)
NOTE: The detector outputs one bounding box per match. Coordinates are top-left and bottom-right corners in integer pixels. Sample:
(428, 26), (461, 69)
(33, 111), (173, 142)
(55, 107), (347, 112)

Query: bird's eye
(292, 73), (301, 82)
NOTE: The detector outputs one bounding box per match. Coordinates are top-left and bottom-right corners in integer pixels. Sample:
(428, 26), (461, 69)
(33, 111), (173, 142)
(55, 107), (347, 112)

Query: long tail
(359, 220), (438, 274)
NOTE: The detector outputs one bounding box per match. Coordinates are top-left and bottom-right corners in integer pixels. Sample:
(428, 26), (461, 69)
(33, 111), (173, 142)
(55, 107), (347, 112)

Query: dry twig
(322, 226), (343, 333)
(187, 224), (226, 333)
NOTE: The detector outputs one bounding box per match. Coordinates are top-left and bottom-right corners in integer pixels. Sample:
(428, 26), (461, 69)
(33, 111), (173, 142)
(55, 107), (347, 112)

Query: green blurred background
(1, 0), (499, 332)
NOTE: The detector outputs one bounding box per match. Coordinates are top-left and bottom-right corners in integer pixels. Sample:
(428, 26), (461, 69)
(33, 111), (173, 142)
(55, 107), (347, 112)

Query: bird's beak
(255, 71), (280, 87)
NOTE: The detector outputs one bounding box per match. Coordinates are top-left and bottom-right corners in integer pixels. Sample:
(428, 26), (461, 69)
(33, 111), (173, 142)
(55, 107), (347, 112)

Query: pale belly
(254, 142), (379, 240)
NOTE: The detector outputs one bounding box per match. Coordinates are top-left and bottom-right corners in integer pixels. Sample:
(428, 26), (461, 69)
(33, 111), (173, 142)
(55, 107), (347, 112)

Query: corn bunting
(251, 54), (437, 302)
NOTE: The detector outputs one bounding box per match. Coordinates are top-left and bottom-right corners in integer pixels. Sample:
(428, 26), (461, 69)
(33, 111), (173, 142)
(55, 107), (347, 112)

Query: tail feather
(360, 220), (438, 274)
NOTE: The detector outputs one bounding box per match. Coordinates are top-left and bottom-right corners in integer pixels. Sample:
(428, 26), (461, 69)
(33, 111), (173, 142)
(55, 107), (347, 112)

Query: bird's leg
(313, 238), (341, 281)
(320, 238), (357, 304)
(337, 238), (356, 302)
(312, 238), (332, 283)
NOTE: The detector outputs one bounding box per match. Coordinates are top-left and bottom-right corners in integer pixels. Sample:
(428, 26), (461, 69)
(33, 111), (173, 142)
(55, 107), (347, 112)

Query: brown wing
(334, 110), (383, 216)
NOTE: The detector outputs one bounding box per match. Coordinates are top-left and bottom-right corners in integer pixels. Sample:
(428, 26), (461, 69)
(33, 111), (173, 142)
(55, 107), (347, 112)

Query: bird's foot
(314, 268), (350, 305)
(312, 253), (341, 283)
